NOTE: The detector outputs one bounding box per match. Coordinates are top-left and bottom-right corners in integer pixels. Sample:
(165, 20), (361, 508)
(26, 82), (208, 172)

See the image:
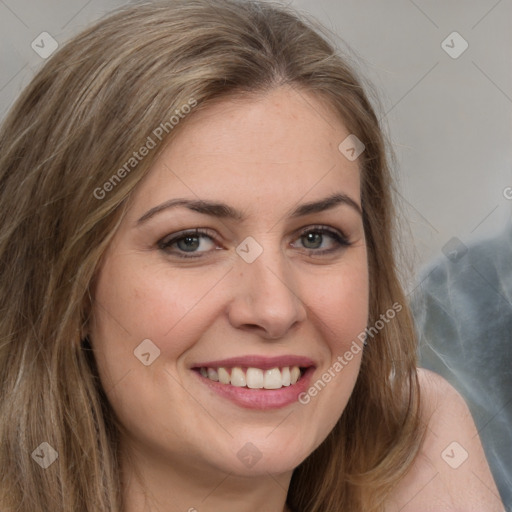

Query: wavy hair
(0, 1), (423, 510)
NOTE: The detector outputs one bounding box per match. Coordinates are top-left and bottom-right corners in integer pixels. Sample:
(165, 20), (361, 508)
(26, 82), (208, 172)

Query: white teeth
(246, 367), (264, 389)
(218, 367), (230, 384)
(200, 365), (303, 389)
(263, 368), (282, 389)
(281, 367), (291, 387)
(230, 367), (246, 387)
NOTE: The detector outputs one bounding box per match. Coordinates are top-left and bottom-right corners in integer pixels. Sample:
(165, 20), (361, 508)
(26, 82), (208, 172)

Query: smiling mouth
(193, 366), (307, 390)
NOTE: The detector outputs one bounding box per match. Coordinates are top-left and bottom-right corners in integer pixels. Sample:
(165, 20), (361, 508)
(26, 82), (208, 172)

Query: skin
(90, 85), (368, 512)
(89, 85), (503, 511)
(388, 368), (504, 511)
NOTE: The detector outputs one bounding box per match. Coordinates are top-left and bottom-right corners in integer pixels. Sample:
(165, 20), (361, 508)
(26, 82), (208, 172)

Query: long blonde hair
(0, 1), (422, 510)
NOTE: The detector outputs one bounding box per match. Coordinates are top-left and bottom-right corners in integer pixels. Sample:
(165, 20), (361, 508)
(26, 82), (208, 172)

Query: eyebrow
(136, 192), (362, 225)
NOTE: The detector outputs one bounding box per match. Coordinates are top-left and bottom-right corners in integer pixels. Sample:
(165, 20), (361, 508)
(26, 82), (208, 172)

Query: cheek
(296, 254), (368, 437)
(89, 257), (228, 379)
(308, 256), (369, 352)
(89, 258), (228, 448)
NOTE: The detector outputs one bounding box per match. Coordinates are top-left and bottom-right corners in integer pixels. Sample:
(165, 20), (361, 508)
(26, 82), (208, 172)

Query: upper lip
(191, 355), (316, 370)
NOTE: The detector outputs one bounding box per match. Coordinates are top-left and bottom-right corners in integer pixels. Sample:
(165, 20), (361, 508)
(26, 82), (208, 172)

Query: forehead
(132, 86), (362, 214)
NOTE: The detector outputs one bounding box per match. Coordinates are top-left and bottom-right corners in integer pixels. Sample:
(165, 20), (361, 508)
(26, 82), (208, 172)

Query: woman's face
(90, 85), (368, 478)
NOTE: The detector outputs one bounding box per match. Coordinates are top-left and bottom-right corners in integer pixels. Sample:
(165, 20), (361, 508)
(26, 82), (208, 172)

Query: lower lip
(192, 367), (315, 410)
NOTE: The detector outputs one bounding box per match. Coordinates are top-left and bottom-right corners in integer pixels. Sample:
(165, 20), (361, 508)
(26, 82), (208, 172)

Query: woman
(0, 1), (503, 511)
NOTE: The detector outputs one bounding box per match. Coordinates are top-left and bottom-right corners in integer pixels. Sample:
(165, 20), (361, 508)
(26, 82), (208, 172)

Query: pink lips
(191, 355), (316, 410)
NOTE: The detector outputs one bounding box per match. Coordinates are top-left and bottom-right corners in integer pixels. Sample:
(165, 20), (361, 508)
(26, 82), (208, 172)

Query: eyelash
(157, 225), (351, 259)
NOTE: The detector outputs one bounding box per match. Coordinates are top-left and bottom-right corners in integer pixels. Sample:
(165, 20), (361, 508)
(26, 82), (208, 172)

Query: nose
(226, 247), (307, 340)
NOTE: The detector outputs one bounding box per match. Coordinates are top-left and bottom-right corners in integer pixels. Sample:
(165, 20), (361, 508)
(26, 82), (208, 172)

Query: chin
(216, 431), (317, 477)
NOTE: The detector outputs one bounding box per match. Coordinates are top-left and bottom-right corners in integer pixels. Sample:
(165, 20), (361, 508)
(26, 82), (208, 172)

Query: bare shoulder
(385, 368), (505, 511)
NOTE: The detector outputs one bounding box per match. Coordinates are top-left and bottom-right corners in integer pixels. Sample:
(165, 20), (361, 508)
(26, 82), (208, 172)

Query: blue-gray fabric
(411, 221), (512, 509)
